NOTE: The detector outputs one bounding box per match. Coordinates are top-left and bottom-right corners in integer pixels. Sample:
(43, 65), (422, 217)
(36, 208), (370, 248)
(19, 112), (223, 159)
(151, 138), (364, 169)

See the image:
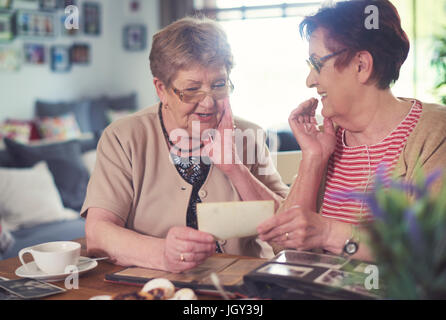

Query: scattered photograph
(50, 45), (70, 72)
(70, 43), (89, 64)
(24, 43), (45, 64)
(16, 10), (55, 38)
(0, 12), (14, 42)
(314, 269), (378, 298)
(83, 2), (100, 35)
(123, 24), (146, 51)
(257, 263), (313, 279)
(272, 250), (348, 269)
(0, 278), (65, 299)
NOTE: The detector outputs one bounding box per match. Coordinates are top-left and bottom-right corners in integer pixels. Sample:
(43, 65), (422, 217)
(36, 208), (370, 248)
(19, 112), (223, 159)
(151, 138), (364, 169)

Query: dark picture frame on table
(0, 0), (13, 9)
(50, 45), (71, 72)
(70, 43), (89, 64)
(0, 11), (15, 42)
(16, 10), (55, 38)
(123, 24), (147, 51)
(24, 43), (46, 64)
(83, 2), (100, 35)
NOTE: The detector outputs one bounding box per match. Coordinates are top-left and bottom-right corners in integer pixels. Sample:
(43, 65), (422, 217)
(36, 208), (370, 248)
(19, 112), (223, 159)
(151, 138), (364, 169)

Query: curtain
(160, 0), (195, 28)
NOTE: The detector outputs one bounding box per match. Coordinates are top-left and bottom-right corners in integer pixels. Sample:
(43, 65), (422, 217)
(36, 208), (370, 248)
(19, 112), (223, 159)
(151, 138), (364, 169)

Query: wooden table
(0, 238), (260, 300)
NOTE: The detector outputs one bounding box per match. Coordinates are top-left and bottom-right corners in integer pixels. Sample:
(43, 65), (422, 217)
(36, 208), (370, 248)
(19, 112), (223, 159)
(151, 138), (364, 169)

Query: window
(194, 1), (422, 129)
(194, 1), (322, 129)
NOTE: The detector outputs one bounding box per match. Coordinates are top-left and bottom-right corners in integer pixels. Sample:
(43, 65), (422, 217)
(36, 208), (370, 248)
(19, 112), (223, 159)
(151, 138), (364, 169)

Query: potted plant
(353, 165), (446, 299)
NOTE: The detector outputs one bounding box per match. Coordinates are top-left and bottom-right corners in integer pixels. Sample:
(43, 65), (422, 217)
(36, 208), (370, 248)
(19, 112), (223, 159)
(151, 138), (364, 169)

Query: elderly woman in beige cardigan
(258, 0), (446, 261)
(81, 18), (288, 273)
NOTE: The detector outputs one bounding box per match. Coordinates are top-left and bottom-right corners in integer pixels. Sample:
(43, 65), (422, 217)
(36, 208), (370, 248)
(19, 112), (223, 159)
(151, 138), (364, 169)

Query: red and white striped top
(321, 100), (423, 225)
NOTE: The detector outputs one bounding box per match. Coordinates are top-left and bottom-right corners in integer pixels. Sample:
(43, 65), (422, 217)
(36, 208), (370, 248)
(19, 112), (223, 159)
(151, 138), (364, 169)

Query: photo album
(105, 250), (382, 300)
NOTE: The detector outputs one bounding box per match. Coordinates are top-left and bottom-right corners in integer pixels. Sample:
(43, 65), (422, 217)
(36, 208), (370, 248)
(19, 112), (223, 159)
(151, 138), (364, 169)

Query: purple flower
(425, 169), (443, 190)
(404, 207), (423, 253)
(329, 190), (386, 220)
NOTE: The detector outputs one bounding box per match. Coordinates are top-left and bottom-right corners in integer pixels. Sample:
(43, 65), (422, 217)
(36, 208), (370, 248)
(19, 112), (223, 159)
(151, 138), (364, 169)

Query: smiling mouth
(195, 112), (215, 119)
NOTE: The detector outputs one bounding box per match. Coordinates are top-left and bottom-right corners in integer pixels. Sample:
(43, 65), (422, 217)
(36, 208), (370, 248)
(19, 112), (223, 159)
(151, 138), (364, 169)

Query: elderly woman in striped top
(258, 0), (446, 261)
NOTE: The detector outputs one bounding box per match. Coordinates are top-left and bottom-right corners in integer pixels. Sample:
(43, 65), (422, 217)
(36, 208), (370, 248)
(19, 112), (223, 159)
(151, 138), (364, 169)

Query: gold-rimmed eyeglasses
(306, 49), (348, 73)
(172, 79), (234, 104)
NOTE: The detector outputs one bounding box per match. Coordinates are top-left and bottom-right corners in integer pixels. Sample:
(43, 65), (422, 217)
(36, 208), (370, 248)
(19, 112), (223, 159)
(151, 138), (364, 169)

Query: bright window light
(219, 14), (319, 129)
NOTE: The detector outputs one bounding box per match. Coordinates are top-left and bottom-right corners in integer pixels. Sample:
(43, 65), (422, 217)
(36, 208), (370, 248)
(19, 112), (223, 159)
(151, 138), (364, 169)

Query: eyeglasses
(172, 79), (235, 104)
(306, 49), (347, 73)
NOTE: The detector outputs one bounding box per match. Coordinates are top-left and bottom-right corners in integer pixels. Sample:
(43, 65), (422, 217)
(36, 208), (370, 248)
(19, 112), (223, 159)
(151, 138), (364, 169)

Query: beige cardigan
(81, 103), (289, 257)
(316, 101), (446, 212)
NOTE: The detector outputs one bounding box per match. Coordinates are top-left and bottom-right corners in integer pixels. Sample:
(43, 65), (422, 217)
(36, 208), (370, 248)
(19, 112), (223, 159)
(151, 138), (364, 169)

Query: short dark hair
(299, 0), (410, 89)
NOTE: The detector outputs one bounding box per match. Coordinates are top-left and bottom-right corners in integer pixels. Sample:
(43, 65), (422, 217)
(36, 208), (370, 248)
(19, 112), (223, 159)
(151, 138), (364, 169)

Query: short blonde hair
(149, 17), (234, 87)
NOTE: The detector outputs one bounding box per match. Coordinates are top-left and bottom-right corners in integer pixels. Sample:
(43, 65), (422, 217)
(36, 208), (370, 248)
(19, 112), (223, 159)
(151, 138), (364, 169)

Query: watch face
(345, 242), (358, 255)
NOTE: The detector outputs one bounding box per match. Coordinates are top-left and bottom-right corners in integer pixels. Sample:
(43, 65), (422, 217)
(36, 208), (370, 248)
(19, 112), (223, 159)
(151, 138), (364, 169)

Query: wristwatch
(343, 237), (359, 256)
(343, 226), (360, 256)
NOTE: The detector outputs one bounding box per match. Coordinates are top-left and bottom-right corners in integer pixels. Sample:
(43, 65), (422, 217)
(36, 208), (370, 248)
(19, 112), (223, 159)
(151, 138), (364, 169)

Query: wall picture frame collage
(0, 0), (98, 72)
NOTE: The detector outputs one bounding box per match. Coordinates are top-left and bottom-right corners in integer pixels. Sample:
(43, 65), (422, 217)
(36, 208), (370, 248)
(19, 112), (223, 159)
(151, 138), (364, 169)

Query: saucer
(15, 256), (98, 282)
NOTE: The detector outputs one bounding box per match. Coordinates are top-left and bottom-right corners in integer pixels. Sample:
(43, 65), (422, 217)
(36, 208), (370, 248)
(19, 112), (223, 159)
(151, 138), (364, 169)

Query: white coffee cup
(19, 241), (81, 274)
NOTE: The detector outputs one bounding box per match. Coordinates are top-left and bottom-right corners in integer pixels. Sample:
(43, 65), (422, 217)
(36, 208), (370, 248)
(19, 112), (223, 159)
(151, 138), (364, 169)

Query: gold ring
(180, 253), (185, 262)
(285, 232), (289, 240)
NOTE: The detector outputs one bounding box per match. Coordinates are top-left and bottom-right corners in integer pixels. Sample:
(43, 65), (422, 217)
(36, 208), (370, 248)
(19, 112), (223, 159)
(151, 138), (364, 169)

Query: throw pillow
(106, 109), (134, 123)
(3, 138), (90, 211)
(2, 119), (41, 141)
(107, 92), (137, 111)
(0, 121), (31, 144)
(0, 162), (79, 232)
(36, 113), (82, 141)
(35, 100), (92, 133)
(46, 158), (90, 211)
(82, 150), (97, 175)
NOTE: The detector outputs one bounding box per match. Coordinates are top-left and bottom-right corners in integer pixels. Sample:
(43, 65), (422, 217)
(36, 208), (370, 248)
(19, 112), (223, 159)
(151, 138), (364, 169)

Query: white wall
(0, 0), (160, 121)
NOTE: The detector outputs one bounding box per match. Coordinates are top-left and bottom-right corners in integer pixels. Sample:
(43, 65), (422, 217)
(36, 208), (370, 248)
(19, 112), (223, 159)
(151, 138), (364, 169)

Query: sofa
(0, 93), (138, 260)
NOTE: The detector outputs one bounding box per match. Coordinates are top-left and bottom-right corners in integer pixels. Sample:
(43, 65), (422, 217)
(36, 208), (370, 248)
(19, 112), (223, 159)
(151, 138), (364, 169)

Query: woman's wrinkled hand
(257, 206), (331, 251)
(164, 226), (216, 273)
(289, 98), (336, 162)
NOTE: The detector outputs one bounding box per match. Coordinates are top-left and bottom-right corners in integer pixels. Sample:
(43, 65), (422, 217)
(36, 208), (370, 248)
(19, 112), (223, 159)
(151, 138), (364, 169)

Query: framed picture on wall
(50, 45), (71, 72)
(0, 0), (13, 9)
(0, 12), (14, 42)
(40, 0), (58, 10)
(0, 47), (21, 71)
(16, 10), (55, 38)
(123, 24), (147, 51)
(24, 43), (45, 64)
(70, 43), (89, 64)
(55, 0), (76, 9)
(60, 14), (78, 36)
(12, 0), (39, 10)
(83, 2), (100, 35)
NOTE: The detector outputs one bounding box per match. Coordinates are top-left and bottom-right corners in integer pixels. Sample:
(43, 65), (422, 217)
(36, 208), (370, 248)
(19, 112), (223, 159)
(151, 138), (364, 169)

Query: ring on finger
(180, 253), (185, 262)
